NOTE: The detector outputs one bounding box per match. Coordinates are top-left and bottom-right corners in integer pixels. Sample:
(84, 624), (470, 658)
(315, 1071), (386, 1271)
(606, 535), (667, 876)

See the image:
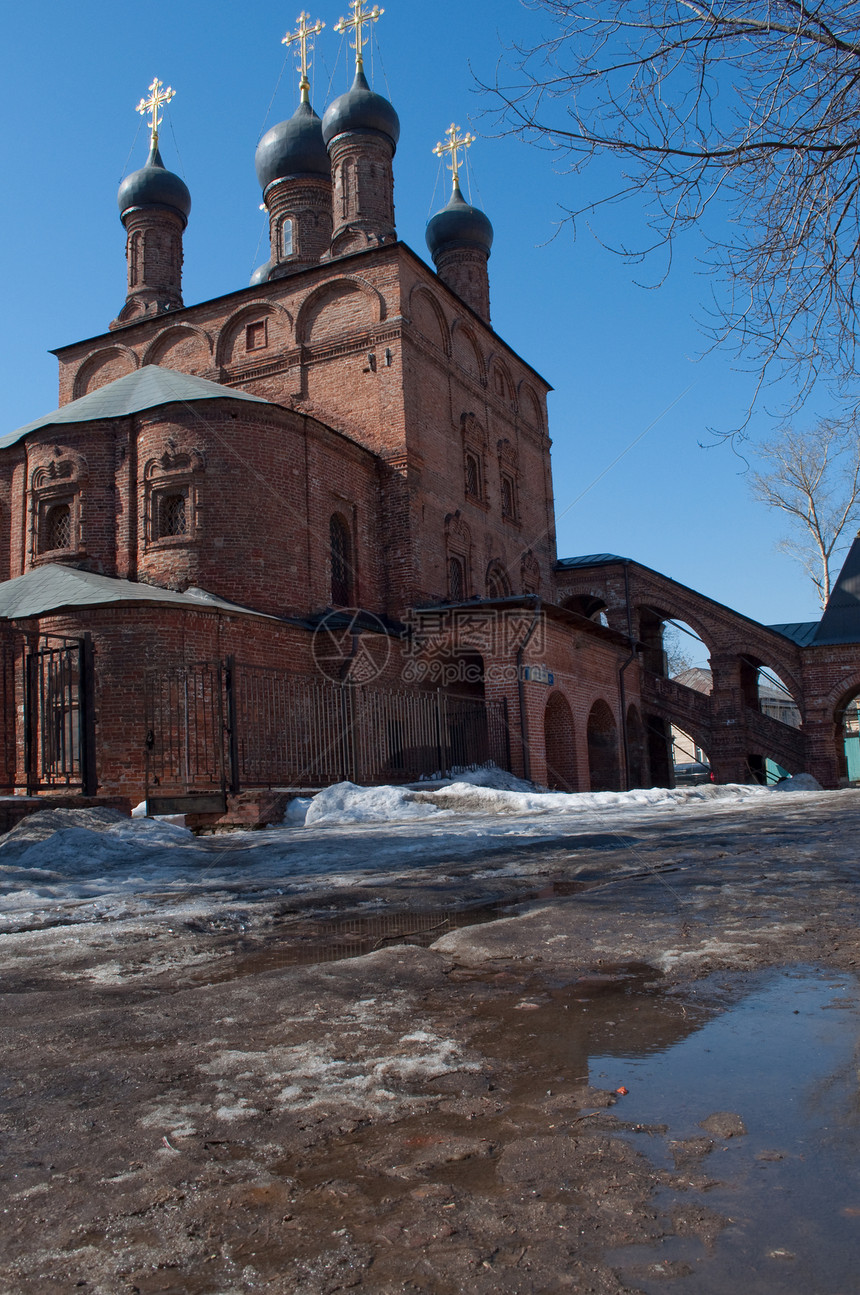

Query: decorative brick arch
(445, 511), (472, 600)
(518, 381), (544, 432)
(296, 277), (385, 346)
(485, 560), (511, 598)
(28, 449), (90, 563)
(216, 300), (293, 368)
(408, 284), (450, 355)
(521, 550), (541, 595)
(451, 321), (486, 384)
(489, 355), (516, 406)
(73, 346), (139, 399)
(143, 325), (213, 373)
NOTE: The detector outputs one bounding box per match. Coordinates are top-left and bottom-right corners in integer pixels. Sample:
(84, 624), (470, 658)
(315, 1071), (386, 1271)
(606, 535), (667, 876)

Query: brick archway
(544, 691), (576, 791)
(587, 699), (621, 792)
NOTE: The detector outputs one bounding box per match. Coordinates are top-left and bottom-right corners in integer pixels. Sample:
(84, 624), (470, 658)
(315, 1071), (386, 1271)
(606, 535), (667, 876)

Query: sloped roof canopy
(0, 365), (274, 450)
(0, 564), (271, 621)
(814, 535), (860, 645)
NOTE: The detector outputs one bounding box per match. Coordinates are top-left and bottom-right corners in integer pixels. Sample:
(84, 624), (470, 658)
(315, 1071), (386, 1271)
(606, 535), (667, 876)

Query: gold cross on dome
(433, 122), (476, 185)
(282, 12), (325, 102)
(136, 77), (176, 148)
(334, 1), (384, 73)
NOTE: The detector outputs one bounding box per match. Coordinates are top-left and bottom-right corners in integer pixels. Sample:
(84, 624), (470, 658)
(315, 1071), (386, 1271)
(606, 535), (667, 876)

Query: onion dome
(426, 179), (493, 262)
(250, 260), (273, 287)
(117, 142), (191, 224)
(255, 100), (331, 193)
(321, 69), (400, 150)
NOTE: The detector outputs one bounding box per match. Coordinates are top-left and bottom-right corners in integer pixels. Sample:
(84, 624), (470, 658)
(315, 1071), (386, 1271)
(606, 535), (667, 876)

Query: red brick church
(1, 7), (858, 808)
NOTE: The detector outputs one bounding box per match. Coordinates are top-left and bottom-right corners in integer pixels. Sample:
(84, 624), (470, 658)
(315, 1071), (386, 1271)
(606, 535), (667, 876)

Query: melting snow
(0, 773), (830, 934)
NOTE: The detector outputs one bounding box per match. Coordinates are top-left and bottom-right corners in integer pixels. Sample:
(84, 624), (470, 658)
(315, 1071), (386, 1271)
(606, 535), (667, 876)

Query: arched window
(448, 556), (465, 602)
(282, 218), (294, 257)
(43, 502), (72, 552)
(158, 492), (188, 538)
(330, 513), (353, 605)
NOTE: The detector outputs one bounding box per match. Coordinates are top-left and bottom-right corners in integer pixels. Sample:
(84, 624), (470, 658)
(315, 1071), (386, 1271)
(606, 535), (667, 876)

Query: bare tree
(749, 418), (860, 604)
(490, 1), (860, 415)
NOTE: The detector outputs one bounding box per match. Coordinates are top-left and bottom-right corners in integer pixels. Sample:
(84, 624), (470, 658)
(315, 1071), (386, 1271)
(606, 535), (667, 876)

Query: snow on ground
(0, 773), (827, 934)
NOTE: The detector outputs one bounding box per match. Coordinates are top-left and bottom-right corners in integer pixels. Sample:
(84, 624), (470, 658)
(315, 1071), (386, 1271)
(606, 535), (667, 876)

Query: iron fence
(144, 659), (511, 794)
(144, 661), (227, 796)
(231, 665), (511, 788)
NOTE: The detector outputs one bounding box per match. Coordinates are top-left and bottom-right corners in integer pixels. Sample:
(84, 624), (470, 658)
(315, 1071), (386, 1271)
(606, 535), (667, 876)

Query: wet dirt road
(1, 789), (859, 1294)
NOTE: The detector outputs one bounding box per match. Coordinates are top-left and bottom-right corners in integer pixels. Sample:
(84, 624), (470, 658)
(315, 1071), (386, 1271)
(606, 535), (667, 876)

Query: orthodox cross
(136, 77), (176, 148)
(334, 1), (384, 73)
(433, 122), (476, 185)
(282, 12), (325, 103)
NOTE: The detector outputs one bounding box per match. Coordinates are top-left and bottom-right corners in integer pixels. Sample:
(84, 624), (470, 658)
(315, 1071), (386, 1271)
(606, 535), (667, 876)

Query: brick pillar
(709, 653), (751, 783)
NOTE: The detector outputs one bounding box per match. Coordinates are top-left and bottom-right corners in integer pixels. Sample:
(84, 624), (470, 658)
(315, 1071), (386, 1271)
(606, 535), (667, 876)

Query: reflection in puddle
(473, 964), (860, 1293)
(595, 967), (860, 1294)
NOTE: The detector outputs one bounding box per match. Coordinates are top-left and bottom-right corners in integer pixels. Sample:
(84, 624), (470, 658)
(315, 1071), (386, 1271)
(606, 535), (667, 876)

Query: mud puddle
(470, 963), (860, 1293)
(600, 966), (860, 1293)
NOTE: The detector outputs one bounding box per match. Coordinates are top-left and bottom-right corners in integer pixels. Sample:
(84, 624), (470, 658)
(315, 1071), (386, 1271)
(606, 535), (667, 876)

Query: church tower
(426, 125), (493, 324)
(321, 2), (400, 257)
(253, 13), (333, 282)
(112, 79), (190, 329)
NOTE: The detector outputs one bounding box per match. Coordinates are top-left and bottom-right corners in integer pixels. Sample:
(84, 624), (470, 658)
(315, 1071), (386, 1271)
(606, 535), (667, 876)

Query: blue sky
(0, 0), (838, 626)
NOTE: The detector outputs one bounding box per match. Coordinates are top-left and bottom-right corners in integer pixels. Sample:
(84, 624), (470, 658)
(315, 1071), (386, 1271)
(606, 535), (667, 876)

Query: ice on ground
(283, 796), (313, 825)
(772, 772), (823, 792)
(438, 766), (537, 793)
(306, 778), (773, 826)
(305, 782), (443, 825)
(0, 778), (835, 934)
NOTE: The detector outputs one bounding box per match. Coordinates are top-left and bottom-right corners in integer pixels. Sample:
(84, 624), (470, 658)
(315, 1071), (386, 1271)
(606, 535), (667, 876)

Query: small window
(330, 513), (353, 606)
(501, 473), (516, 518)
(43, 502), (72, 552)
(448, 556), (465, 602)
(246, 320), (268, 352)
(283, 219), (294, 257)
(157, 491), (188, 539)
(465, 452), (481, 499)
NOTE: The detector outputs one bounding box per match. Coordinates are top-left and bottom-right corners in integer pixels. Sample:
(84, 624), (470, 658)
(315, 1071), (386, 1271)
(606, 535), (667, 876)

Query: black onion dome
(255, 99), (331, 191)
(250, 260), (274, 287)
(321, 69), (400, 150)
(118, 142), (191, 222)
(426, 180), (493, 261)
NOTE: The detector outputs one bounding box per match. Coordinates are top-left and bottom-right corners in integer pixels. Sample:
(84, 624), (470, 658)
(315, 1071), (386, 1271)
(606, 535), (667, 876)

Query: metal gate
(24, 634), (96, 795)
(144, 661), (228, 806)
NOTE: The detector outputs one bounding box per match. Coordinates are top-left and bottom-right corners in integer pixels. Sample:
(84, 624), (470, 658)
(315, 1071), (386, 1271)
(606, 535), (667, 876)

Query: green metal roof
(556, 554), (628, 569)
(0, 564), (271, 621)
(769, 621), (820, 647)
(1, 365), (273, 450)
